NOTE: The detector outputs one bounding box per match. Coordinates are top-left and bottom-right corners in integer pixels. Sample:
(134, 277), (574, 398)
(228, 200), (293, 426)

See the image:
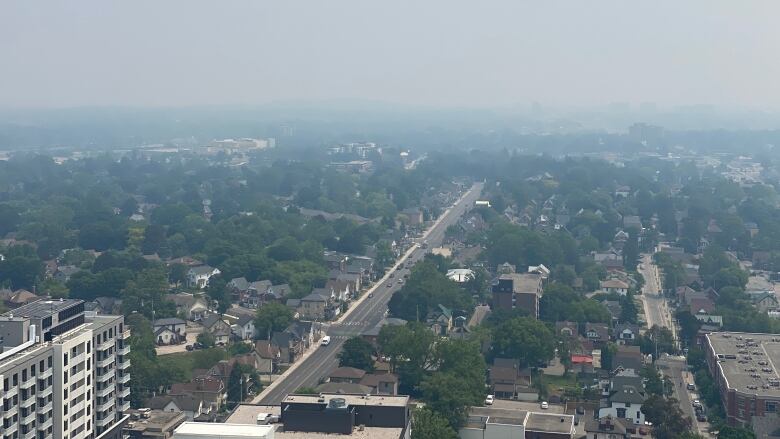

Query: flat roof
(500, 273), (543, 294)
(0, 298), (83, 319)
(275, 427), (403, 439)
(225, 405), (281, 424)
(282, 393), (409, 408)
(706, 332), (780, 397)
(525, 412), (575, 434)
(174, 422), (274, 437)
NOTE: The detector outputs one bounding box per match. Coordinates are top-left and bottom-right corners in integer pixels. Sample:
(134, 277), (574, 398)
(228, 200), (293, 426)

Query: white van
(321, 336), (331, 346)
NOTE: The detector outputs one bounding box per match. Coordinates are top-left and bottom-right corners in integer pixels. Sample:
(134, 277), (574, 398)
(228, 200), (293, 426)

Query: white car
(540, 401), (549, 409)
(485, 395), (494, 405)
(321, 336), (331, 346)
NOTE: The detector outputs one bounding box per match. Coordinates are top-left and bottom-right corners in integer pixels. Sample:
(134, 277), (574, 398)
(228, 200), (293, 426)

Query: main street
(254, 181), (484, 404)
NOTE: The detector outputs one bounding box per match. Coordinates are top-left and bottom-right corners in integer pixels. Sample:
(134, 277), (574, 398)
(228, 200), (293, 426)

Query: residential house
(623, 215), (642, 230)
(747, 291), (780, 313)
(571, 354), (595, 374)
(446, 268), (475, 283)
(598, 376), (647, 425)
(555, 321), (578, 339)
(615, 186), (631, 198)
(488, 358), (536, 401)
(324, 278), (351, 302)
(328, 367), (366, 384)
(346, 256), (375, 282)
(253, 340), (280, 375)
(400, 208), (424, 227)
(585, 323), (610, 348)
(187, 265), (221, 289)
(362, 317), (407, 346)
(613, 323), (639, 345)
(612, 346), (643, 376)
(168, 376), (226, 412)
(426, 304), (453, 336)
(299, 289), (336, 320)
(585, 416), (630, 439)
(603, 301), (623, 325)
(0, 289), (39, 309)
(323, 251), (349, 272)
(201, 314), (232, 345)
(153, 317), (187, 345)
(168, 293), (208, 321)
(271, 321), (319, 365)
(227, 277), (251, 302)
(147, 395), (209, 421)
(359, 372), (399, 395)
(227, 310), (256, 340)
(600, 279), (629, 296)
(54, 265), (81, 283)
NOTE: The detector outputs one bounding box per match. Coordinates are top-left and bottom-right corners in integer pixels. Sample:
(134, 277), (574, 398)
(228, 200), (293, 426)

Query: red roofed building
(571, 354), (595, 374)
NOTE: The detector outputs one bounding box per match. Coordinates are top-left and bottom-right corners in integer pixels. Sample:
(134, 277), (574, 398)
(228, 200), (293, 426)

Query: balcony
(39, 368), (53, 380)
(96, 384), (115, 398)
(37, 416), (53, 431)
(4, 404), (19, 418)
(20, 377), (35, 390)
(22, 429), (37, 439)
(38, 400), (53, 414)
(96, 414), (115, 428)
(3, 422), (18, 435)
(97, 395), (116, 409)
(37, 384), (52, 398)
(118, 386), (130, 399)
(116, 345), (130, 356)
(118, 400), (130, 412)
(96, 355), (114, 369)
(118, 373), (130, 384)
(96, 370), (114, 383)
(20, 409), (36, 426)
(5, 385), (18, 399)
(119, 359), (130, 369)
(97, 337), (115, 352)
(121, 329), (131, 339)
(20, 395), (36, 409)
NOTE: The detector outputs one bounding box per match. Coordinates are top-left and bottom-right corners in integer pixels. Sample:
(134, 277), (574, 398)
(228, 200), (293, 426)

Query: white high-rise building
(0, 299), (130, 439)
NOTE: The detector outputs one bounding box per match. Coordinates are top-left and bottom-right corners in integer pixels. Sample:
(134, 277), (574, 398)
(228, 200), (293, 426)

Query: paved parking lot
(155, 322), (203, 356)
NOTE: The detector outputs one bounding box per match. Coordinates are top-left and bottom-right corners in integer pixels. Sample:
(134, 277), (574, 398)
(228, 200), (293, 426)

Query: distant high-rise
(0, 299), (130, 439)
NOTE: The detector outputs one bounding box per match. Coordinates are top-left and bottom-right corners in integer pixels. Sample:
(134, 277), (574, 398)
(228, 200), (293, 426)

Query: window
(87, 341), (91, 353)
(64, 353), (68, 367)
(31, 365), (36, 376)
(767, 401), (778, 413)
(47, 356), (52, 368)
(13, 373), (18, 386)
(616, 408), (626, 418)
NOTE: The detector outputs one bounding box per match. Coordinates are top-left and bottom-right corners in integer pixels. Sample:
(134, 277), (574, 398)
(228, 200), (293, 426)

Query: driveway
(155, 322), (203, 356)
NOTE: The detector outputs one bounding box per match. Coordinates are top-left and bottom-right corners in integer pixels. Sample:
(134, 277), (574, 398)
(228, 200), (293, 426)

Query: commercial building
(491, 273), (544, 318)
(172, 422), (274, 439)
(704, 332), (780, 436)
(459, 406), (575, 439)
(0, 298), (130, 439)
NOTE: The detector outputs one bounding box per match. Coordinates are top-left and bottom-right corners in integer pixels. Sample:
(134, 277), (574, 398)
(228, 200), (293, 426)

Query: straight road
(639, 253), (667, 330)
(254, 182), (484, 404)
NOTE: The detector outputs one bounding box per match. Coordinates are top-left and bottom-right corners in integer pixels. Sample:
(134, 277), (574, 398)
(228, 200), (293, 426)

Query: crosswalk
(330, 321), (368, 327)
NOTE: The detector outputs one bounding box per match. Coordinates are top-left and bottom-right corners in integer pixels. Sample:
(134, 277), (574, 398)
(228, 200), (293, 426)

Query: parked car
(540, 401), (549, 409)
(368, 292), (374, 298)
(321, 336), (331, 346)
(185, 345), (194, 351)
(687, 383), (695, 391)
(485, 395), (494, 405)
(574, 416), (580, 426)
(696, 413), (707, 422)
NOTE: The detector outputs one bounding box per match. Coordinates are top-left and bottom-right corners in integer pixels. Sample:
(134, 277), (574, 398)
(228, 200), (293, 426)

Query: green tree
(388, 261), (472, 322)
(227, 363), (247, 407)
(337, 337), (375, 371)
(492, 317), (555, 367)
(206, 275), (230, 314)
(254, 302), (294, 340)
(641, 395), (691, 439)
(197, 331), (216, 348)
(718, 426), (756, 439)
(410, 407), (458, 439)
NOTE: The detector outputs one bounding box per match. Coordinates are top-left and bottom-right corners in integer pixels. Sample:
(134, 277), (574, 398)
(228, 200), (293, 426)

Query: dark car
(696, 413), (707, 422)
(185, 345), (194, 351)
(576, 406), (585, 415)
(368, 292), (374, 298)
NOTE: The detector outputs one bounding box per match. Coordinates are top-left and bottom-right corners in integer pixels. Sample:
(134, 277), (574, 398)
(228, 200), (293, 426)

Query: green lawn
(157, 347), (228, 381)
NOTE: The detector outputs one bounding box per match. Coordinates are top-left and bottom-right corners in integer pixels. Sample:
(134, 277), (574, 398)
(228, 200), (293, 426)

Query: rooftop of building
(225, 404), (282, 424)
(0, 298), (83, 319)
(274, 427), (403, 439)
(525, 412), (575, 434)
(174, 422), (274, 437)
(282, 393), (409, 408)
(126, 409), (185, 431)
(497, 273), (543, 293)
(706, 332), (780, 397)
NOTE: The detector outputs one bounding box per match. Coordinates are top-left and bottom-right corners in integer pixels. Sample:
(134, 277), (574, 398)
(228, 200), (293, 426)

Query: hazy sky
(2, 1), (779, 109)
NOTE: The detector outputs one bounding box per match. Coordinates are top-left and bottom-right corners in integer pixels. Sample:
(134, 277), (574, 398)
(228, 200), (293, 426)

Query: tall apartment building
(0, 299), (130, 439)
(491, 273), (544, 319)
